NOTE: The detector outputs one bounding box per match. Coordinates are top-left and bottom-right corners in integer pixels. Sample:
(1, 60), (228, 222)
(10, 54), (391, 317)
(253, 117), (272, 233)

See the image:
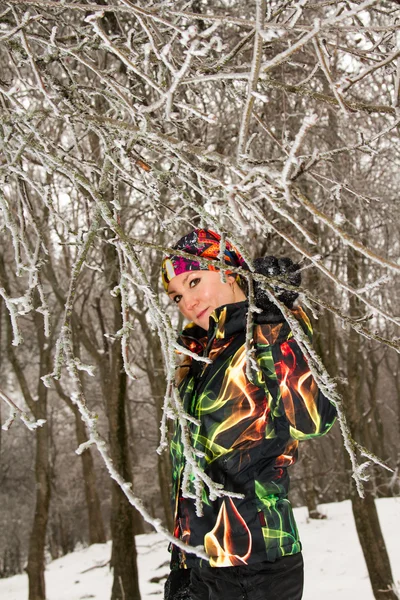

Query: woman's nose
(185, 294), (199, 311)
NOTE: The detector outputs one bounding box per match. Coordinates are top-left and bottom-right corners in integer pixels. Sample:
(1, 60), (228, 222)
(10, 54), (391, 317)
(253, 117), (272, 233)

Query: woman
(161, 229), (336, 600)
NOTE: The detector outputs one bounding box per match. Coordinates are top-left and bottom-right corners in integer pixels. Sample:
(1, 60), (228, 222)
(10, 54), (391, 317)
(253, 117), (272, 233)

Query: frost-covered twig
(114, 244), (137, 382)
(84, 13), (165, 98)
(18, 22), (59, 115)
(244, 272), (262, 383)
(163, 37), (200, 120)
(278, 112), (319, 245)
(0, 12), (41, 42)
(0, 287), (23, 346)
(259, 20), (320, 73)
(1, 0), (399, 545)
(237, 0), (265, 160)
(340, 49), (400, 93)
(0, 387), (46, 431)
(2, 0), (395, 35)
(292, 117), (400, 174)
(312, 36), (348, 114)
(292, 187), (400, 276)
(43, 208), (101, 382)
(304, 292), (400, 354)
(180, 72), (397, 115)
(237, 195), (400, 328)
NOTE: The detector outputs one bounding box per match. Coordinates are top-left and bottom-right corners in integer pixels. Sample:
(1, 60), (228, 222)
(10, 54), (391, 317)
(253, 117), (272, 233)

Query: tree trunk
(345, 247), (397, 600)
(363, 348), (388, 497)
(101, 239), (142, 600)
(106, 355), (141, 600)
(134, 302), (173, 533)
(157, 451), (173, 532)
(73, 401), (107, 544)
(26, 321), (52, 600)
(148, 358), (173, 533)
(351, 490), (398, 600)
(0, 255), (52, 600)
(0, 295), (2, 455)
(302, 447), (325, 520)
(56, 382), (107, 545)
(26, 422), (50, 600)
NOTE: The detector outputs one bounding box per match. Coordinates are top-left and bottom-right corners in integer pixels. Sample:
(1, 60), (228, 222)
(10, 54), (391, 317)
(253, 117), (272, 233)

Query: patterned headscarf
(161, 229), (247, 292)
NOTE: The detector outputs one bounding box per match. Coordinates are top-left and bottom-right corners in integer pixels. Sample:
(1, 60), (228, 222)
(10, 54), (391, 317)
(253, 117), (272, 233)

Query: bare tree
(55, 381), (106, 545)
(1, 1), (399, 598)
(0, 253), (52, 600)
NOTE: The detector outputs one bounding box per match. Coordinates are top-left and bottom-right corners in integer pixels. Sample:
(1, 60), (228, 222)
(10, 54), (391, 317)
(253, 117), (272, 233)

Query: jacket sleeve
(254, 308), (337, 440)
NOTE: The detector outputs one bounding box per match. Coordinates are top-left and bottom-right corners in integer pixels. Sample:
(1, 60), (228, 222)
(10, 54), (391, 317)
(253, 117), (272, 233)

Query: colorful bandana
(161, 229), (247, 292)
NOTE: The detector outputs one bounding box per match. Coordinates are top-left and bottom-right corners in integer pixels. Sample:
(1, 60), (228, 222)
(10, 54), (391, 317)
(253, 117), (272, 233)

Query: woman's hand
(253, 256), (301, 313)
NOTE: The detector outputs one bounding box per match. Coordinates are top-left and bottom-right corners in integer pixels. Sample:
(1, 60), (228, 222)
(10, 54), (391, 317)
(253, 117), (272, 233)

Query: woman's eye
(172, 278), (200, 304)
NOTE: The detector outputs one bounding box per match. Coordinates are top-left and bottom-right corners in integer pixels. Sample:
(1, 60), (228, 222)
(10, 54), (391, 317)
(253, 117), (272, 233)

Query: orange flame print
(276, 341), (321, 434)
(204, 498), (252, 567)
(196, 347), (269, 462)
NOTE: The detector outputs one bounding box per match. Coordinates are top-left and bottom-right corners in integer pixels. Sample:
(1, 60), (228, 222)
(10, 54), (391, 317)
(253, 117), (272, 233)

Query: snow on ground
(1, 498), (399, 599)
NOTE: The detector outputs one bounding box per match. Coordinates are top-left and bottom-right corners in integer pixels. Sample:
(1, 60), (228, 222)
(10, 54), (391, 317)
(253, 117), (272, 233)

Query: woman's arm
(254, 309), (337, 440)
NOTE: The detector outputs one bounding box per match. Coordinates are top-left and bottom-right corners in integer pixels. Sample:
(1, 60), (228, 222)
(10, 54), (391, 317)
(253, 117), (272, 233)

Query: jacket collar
(177, 300), (297, 354)
(208, 301), (249, 340)
(178, 301), (248, 353)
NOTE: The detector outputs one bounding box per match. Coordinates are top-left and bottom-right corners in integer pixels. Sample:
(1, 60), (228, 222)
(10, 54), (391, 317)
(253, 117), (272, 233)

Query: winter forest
(0, 0), (399, 599)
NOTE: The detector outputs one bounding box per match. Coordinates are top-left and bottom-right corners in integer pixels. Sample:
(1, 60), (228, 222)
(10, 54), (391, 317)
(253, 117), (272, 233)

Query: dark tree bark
(345, 247), (397, 600)
(351, 490), (397, 599)
(363, 346), (389, 497)
(21, 324), (52, 600)
(55, 382), (106, 545)
(72, 401), (107, 545)
(301, 446), (326, 520)
(26, 417), (50, 600)
(132, 298), (173, 533)
(0, 295), (2, 456)
(0, 254), (52, 600)
(145, 344), (173, 533)
(157, 451), (173, 532)
(100, 238), (142, 600)
(43, 221), (143, 598)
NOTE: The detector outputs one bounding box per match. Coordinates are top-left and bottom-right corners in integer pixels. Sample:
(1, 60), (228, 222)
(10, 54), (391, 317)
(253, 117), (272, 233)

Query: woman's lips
(197, 308), (209, 319)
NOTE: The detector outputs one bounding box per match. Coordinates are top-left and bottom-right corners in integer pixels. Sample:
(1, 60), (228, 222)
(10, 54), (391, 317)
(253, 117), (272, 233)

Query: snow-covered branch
(0, 0), (399, 552)
(0, 387), (46, 431)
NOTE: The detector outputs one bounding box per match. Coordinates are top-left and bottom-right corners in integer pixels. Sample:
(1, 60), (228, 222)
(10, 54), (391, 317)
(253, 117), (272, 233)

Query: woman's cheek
(202, 287), (210, 302)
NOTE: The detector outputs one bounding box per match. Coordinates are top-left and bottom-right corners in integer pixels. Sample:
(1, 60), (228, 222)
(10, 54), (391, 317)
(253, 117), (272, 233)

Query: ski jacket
(170, 301), (336, 569)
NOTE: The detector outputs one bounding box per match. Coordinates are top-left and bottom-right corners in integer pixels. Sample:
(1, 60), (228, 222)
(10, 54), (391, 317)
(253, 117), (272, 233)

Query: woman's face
(167, 270), (245, 330)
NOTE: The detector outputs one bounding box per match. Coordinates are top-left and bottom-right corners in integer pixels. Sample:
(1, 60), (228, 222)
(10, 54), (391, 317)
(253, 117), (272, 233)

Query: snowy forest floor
(1, 498), (399, 600)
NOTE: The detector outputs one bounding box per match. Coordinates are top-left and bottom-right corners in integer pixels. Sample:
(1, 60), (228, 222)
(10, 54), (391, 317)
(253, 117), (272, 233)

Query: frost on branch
(0, 0), (399, 557)
(0, 388), (47, 432)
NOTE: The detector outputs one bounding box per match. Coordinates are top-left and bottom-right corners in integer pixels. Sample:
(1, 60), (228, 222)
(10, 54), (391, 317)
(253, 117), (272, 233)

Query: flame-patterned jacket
(170, 301), (336, 569)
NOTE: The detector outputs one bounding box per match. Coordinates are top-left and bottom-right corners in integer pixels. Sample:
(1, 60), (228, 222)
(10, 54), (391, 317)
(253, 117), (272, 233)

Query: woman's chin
(196, 317), (208, 330)
(196, 310), (212, 330)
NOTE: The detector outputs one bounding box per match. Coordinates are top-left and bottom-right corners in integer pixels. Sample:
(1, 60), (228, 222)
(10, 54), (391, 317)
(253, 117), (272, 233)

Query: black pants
(165, 553), (304, 600)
